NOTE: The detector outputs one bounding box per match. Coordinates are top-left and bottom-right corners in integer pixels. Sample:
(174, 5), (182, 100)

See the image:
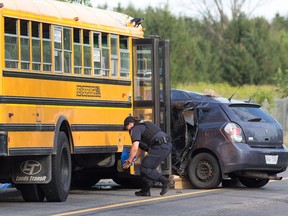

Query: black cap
(123, 116), (135, 130)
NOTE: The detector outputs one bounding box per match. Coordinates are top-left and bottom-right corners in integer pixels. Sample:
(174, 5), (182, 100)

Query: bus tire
(42, 132), (71, 202)
(17, 184), (45, 202)
(188, 153), (221, 189)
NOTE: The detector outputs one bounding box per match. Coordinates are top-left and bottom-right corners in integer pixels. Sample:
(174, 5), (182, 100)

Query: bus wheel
(188, 153), (221, 189)
(42, 132), (71, 202)
(239, 177), (269, 188)
(17, 184), (45, 202)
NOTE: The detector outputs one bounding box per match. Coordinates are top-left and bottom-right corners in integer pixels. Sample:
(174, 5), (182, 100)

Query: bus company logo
(76, 85), (101, 98)
(20, 160), (42, 175)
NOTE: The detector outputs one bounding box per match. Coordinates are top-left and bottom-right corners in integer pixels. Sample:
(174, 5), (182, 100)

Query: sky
(91, 0), (288, 21)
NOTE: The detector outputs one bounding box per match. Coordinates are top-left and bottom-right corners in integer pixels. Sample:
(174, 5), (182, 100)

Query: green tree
(275, 68), (288, 98)
(56, 0), (288, 93)
(220, 15), (277, 85)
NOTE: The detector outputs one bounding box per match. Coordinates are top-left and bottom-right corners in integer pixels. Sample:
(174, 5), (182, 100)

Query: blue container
(121, 149), (130, 165)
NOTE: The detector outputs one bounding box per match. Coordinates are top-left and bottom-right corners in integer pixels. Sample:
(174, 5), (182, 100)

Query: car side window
(197, 108), (210, 123)
(196, 106), (227, 123)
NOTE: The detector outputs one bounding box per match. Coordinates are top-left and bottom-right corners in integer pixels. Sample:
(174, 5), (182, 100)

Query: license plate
(265, 155), (278, 165)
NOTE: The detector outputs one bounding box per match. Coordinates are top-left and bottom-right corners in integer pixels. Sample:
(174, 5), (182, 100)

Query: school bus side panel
(2, 74), (132, 151)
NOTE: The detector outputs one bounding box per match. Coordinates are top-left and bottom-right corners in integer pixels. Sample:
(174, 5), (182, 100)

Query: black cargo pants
(139, 142), (172, 188)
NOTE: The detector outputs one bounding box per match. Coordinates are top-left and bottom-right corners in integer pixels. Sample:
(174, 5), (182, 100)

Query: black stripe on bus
(9, 148), (53, 156)
(3, 70), (131, 86)
(74, 146), (118, 154)
(9, 146), (118, 156)
(0, 124), (123, 132)
(0, 96), (131, 108)
(0, 124), (55, 131)
(71, 124), (123, 131)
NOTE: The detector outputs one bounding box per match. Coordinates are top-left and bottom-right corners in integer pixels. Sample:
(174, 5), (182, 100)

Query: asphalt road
(0, 170), (288, 216)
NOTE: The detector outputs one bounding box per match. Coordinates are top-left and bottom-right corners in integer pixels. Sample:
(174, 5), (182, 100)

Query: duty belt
(154, 136), (172, 145)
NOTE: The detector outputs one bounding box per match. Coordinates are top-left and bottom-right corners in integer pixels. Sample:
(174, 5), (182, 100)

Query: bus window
(20, 20), (30, 70)
(120, 36), (129, 78)
(32, 21), (41, 71)
(102, 33), (110, 76)
(73, 28), (82, 74)
(111, 35), (118, 77)
(54, 26), (62, 72)
(4, 17), (18, 69)
(83, 30), (91, 75)
(64, 28), (72, 74)
(135, 46), (152, 100)
(93, 32), (101, 76)
(137, 48), (151, 79)
(42, 23), (52, 72)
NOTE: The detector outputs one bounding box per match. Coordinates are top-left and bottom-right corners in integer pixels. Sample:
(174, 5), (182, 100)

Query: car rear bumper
(220, 143), (288, 174)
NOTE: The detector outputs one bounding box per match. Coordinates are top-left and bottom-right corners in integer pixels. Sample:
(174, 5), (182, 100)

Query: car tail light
(222, 123), (244, 143)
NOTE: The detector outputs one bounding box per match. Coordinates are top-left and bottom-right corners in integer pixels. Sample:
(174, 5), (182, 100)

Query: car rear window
(229, 105), (275, 123)
(197, 106), (227, 123)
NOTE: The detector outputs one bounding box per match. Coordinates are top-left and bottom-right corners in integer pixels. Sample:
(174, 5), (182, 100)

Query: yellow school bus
(0, 0), (170, 202)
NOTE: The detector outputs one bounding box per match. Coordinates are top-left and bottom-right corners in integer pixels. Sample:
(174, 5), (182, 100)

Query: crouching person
(122, 116), (173, 196)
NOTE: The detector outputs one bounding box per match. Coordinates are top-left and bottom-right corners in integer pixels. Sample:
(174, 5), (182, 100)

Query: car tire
(239, 177), (269, 188)
(188, 153), (221, 189)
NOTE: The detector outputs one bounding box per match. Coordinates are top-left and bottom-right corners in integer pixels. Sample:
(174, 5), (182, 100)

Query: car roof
(171, 89), (258, 109)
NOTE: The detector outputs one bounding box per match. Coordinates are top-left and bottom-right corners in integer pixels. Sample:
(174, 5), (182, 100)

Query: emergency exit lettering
(76, 85), (101, 97)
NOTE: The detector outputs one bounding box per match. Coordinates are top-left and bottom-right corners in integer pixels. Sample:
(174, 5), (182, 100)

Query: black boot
(158, 176), (173, 196)
(135, 189), (151, 196)
(135, 177), (152, 196)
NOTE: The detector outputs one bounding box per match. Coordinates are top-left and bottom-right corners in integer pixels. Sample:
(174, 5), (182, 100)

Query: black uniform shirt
(130, 124), (145, 143)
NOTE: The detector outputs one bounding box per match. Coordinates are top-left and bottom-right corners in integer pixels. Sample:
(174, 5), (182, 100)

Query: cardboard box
(172, 175), (194, 189)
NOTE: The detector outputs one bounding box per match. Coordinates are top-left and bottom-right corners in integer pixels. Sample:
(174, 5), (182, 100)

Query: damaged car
(170, 89), (288, 189)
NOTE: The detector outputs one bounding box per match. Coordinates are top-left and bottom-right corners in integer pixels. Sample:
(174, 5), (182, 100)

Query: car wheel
(221, 178), (241, 188)
(188, 153), (221, 189)
(239, 177), (269, 188)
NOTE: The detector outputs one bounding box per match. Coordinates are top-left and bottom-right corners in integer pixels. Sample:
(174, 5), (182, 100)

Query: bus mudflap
(12, 155), (52, 184)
